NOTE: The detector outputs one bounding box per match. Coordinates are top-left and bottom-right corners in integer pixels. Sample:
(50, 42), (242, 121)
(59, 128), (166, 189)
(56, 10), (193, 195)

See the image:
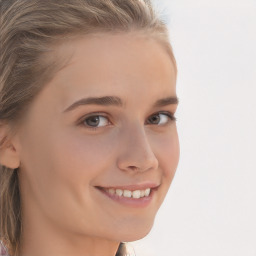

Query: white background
(132, 0), (256, 255)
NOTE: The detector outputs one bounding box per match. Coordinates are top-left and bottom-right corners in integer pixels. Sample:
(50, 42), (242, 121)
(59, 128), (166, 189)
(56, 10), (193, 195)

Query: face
(16, 33), (179, 242)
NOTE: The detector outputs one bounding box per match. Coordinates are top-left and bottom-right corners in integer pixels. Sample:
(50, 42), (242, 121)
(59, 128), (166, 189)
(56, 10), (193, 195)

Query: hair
(0, 0), (176, 255)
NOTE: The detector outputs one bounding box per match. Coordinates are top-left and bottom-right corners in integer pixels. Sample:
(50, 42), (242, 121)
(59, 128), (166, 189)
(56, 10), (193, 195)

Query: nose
(116, 125), (159, 173)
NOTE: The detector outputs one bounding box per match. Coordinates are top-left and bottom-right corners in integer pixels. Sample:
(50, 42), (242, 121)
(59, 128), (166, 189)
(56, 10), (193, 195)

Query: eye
(82, 115), (110, 128)
(146, 112), (176, 125)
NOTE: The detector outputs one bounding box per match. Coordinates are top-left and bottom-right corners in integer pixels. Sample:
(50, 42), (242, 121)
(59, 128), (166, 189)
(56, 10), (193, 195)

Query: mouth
(95, 183), (160, 208)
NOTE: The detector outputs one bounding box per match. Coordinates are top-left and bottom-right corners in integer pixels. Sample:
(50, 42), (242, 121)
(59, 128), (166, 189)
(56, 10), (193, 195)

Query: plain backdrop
(131, 0), (256, 255)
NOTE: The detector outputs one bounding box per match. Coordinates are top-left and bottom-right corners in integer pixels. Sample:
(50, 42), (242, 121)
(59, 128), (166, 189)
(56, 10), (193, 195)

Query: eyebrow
(154, 96), (179, 107)
(63, 96), (123, 112)
(63, 95), (178, 113)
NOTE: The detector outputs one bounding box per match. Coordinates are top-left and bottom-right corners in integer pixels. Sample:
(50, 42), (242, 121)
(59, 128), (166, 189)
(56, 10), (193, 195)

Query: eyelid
(77, 112), (111, 128)
(77, 110), (176, 130)
(146, 111), (177, 125)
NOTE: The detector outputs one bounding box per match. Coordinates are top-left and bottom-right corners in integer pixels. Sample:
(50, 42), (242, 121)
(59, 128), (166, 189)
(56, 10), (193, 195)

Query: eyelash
(78, 111), (176, 131)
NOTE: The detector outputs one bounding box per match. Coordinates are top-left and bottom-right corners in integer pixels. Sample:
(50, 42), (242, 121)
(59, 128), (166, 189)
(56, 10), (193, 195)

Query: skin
(1, 33), (179, 256)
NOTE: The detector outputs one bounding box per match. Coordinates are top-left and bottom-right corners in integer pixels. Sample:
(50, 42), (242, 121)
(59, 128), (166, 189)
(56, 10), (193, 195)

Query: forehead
(37, 33), (177, 112)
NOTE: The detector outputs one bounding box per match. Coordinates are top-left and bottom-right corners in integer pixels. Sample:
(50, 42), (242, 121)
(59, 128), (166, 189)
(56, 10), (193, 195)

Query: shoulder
(0, 242), (8, 256)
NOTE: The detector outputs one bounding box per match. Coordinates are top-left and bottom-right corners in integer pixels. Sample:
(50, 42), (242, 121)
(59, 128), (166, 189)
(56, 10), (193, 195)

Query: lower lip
(96, 187), (156, 208)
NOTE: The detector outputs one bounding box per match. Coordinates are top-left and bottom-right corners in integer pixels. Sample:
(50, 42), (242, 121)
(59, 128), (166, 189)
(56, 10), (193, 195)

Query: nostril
(129, 166), (139, 171)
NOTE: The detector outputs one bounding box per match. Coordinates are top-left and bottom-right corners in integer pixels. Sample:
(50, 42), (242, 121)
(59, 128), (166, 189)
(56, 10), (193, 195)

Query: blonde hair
(0, 0), (176, 255)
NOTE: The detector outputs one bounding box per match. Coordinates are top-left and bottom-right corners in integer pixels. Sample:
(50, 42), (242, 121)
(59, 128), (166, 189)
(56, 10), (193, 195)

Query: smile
(96, 184), (159, 208)
(104, 187), (151, 199)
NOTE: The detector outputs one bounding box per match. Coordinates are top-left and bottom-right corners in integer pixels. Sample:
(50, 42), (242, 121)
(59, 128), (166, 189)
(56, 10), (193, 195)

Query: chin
(113, 219), (154, 242)
(122, 229), (152, 242)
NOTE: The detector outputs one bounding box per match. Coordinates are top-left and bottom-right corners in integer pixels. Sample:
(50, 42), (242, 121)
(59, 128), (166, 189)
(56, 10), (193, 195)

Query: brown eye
(148, 114), (161, 124)
(147, 112), (175, 125)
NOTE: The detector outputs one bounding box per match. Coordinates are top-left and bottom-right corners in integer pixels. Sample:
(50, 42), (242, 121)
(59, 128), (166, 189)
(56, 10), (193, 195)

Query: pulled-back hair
(0, 0), (176, 255)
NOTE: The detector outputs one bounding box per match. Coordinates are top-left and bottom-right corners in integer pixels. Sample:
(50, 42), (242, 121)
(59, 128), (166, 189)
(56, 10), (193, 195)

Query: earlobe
(0, 125), (20, 169)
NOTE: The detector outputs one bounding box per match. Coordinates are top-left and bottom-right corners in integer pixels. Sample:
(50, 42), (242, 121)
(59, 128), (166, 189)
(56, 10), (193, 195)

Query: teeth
(145, 188), (150, 197)
(123, 190), (132, 198)
(108, 188), (115, 195)
(132, 190), (141, 199)
(116, 189), (123, 196)
(107, 188), (151, 199)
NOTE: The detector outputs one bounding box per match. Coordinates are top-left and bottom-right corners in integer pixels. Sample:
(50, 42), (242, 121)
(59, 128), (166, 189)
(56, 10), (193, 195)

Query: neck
(20, 217), (120, 256)
(20, 233), (120, 256)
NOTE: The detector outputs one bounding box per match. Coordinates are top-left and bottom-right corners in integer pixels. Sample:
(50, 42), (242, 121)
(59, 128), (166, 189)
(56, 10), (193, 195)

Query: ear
(0, 123), (20, 169)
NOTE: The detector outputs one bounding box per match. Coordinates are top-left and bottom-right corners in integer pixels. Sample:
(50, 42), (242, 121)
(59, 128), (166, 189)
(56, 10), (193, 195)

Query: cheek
(19, 128), (117, 229)
(155, 129), (180, 181)
(46, 133), (112, 187)
(45, 129), (119, 202)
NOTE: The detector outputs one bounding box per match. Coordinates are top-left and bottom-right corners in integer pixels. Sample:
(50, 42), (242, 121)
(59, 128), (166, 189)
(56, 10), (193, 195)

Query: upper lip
(96, 182), (160, 191)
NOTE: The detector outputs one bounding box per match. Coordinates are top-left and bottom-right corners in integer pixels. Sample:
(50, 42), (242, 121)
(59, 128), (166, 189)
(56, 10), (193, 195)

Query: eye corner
(146, 111), (176, 126)
(78, 113), (111, 130)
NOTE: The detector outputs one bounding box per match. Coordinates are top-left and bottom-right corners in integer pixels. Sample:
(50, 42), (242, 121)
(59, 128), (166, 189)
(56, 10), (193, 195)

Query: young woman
(0, 0), (179, 255)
